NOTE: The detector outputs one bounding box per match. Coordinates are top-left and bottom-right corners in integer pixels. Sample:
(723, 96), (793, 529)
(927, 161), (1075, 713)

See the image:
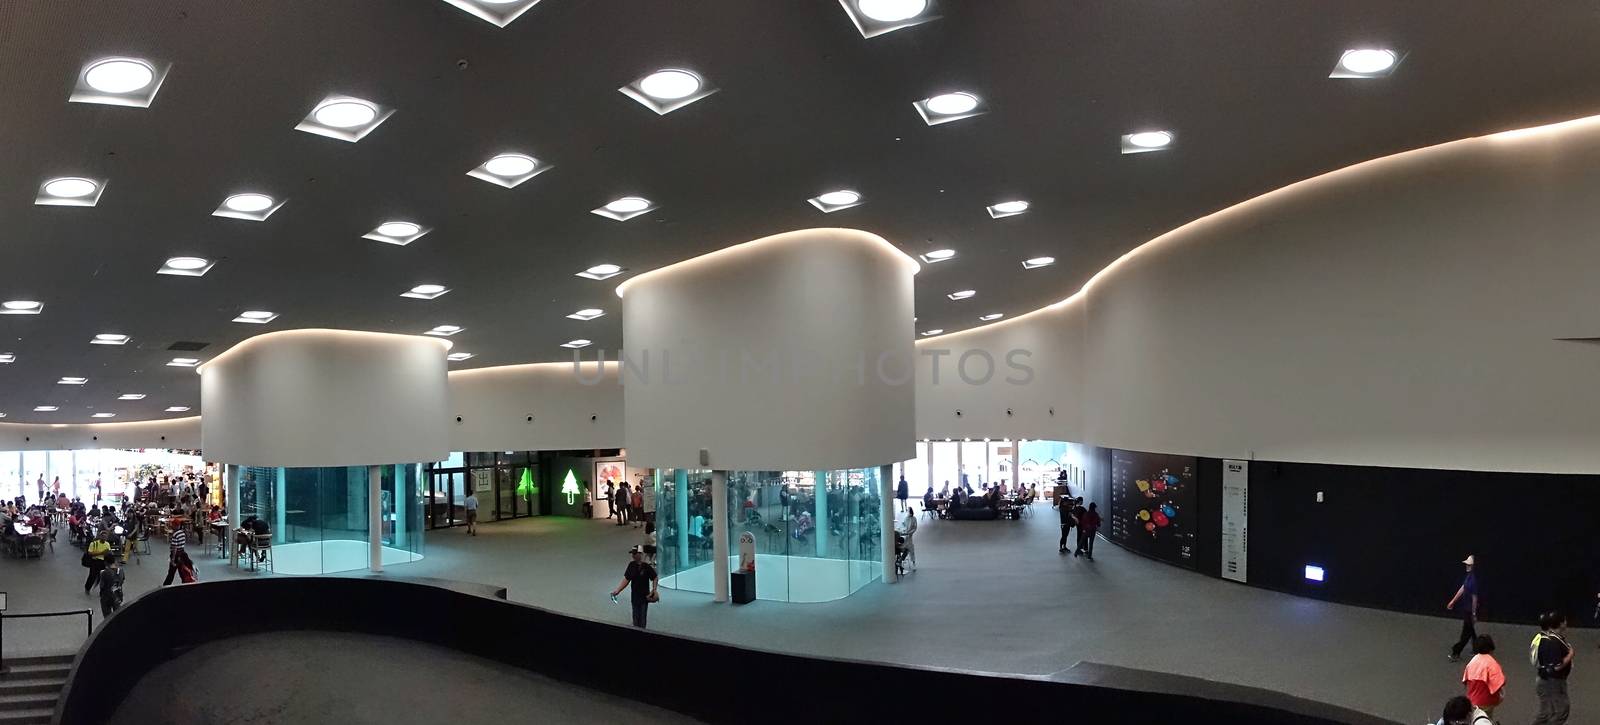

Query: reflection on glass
(231, 464), (423, 575)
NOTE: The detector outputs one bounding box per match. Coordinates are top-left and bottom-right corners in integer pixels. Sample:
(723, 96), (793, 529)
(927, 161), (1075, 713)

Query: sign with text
(1221, 459), (1249, 583)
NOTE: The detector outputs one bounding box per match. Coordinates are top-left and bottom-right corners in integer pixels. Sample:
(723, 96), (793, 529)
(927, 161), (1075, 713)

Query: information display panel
(1109, 449), (1197, 569)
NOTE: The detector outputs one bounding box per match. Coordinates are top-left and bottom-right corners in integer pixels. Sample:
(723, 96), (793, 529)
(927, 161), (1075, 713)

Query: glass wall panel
(231, 463), (423, 574)
(987, 440), (1013, 492)
(960, 441), (988, 490)
(929, 442), (959, 497)
(903, 442), (930, 500)
(655, 469), (714, 594)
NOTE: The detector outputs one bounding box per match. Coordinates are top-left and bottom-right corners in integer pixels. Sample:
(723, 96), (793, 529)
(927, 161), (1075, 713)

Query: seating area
(923, 489), (1036, 521)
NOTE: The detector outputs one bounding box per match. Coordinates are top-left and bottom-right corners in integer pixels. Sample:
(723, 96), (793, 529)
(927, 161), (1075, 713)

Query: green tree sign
(517, 468), (536, 499)
(561, 469), (580, 505)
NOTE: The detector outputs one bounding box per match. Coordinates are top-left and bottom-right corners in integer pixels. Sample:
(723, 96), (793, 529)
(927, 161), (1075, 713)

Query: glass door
(427, 470), (464, 529)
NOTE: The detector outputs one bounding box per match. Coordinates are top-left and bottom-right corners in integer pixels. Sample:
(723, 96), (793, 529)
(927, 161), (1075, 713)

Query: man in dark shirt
(1447, 555), (1479, 662)
(1057, 496), (1077, 553)
(610, 546), (658, 628)
(1532, 611), (1573, 725)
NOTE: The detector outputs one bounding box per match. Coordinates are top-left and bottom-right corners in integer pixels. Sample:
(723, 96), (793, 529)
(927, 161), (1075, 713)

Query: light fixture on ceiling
(57, 377), (88, 385)
(166, 406), (191, 412)
(166, 358), (200, 368)
(35, 176), (106, 207)
(1, 300), (44, 315)
(620, 68), (718, 115)
(118, 394), (146, 400)
(918, 249), (957, 264)
(560, 339), (593, 349)
(446, 352), (475, 362)
(567, 308), (605, 321)
(841, 0), (938, 37)
(0, 353), (15, 364)
(424, 325), (464, 337)
(987, 200), (1029, 218)
(576, 264), (626, 281)
(919, 329), (943, 337)
(467, 152), (551, 188)
(91, 412), (116, 419)
(979, 313), (1004, 321)
(1330, 48), (1401, 78)
(157, 256), (215, 277)
(914, 91), (986, 126)
(232, 310), (279, 324)
(807, 189), (863, 213)
(1121, 130), (1174, 154)
(400, 284), (450, 300)
(34, 406), (59, 412)
(213, 193), (285, 222)
(364, 221), (430, 246)
(947, 290), (975, 300)
(439, 0), (546, 27)
(1021, 256), (1056, 269)
(295, 95), (394, 142)
(70, 56), (170, 108)
(90, 333), (129, 346)
(591, 196), (656, 221)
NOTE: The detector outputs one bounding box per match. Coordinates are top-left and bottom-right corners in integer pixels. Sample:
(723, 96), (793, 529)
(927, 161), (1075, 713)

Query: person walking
(463, 489), (479, 536)
(617, 480), (633, 526)
(1461, 635), (1505, 720)
(1056, 494), (1077, 553)
(98, 554), (125, 618)
(83, 530), (111, 595)
(1530, 610), (1573, 725)
(631, 485), (644, 529)
(896, 476), (909, 513)
(603, 480), (618, 524)
(1077, 502), (1101, 560)
(162, 520), (189, 586)
(1447, 554), (1480, 662)
(898, 505), (918, 571)
(610, 545), (658, 629)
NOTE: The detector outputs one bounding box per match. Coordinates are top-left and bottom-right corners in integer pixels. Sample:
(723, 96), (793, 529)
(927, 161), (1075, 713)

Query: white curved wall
(620, 228), (918, 470)
(447, 362), (623, 452)
(199, 330), (450, 467)
(917, 116), (1600, 475)
(0, 417), (201, 451)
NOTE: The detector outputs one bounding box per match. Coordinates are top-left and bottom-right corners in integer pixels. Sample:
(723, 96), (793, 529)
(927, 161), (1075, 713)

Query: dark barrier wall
(58, 577), (1387, 725)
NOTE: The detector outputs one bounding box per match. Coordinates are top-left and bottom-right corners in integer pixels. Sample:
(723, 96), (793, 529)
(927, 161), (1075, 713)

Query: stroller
(893, 533), (909, 576)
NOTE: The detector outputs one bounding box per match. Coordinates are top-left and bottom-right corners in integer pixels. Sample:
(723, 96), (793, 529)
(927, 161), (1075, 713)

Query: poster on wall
(1108, 449), (1198, 569)
(472, 468), (493, 493)
(1220, 459), (1249, 583)
(594, 461), (626, 491)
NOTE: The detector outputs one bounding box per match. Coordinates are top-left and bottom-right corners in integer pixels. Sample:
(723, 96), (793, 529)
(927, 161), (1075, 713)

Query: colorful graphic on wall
(560, 470), (581, 505)
(517, 468), (536, 500)
(594, 461), (625, 490)
(1108, 449), (1198, 569)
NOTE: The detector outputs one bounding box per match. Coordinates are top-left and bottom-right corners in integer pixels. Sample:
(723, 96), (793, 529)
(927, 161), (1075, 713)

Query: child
(643, 523), (658, 565)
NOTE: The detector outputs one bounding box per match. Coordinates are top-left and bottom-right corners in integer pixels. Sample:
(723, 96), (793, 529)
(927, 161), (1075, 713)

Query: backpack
(1529, 632), (1544, 669)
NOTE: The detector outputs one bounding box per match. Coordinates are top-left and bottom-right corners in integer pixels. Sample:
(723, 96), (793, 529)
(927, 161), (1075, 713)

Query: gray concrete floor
(5, 508), (1596, 724)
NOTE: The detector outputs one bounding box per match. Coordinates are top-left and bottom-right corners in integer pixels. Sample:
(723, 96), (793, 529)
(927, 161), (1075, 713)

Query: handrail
(0, 609), (92, 673)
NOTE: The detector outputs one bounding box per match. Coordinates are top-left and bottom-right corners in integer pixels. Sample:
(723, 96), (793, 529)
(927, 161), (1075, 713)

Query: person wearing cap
(1448, 554), (1481, 662)
(610, 545), (658, 629)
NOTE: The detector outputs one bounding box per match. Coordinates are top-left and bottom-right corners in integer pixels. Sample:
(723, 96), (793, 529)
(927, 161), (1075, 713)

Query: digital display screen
(1109, 449), (1198, 569)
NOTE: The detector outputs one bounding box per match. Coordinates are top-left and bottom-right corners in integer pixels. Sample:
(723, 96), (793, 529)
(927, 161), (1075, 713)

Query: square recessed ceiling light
(467, 153), (552, 189)
(424, 325), (464, 337)
(69, 56), (172, 108)
(213, 193), (285, 222)
(947, 290), (975, 300)
(232, 310), (279, 324)
(166, 406), (191, 412)
(1021, 256), (1056, 270)
(979, 313), (1004, 321)
(166, 357), (200, 367)
(1, 300), (43, 315)
(364, 221), (430, 246)
(35, 176), (107, 207)
(447, 352), (475, 362)
(619, 69), (718, 115)
(918, 249), (956, 264)
(401, 284), (450, 300)
(919, 329), (943, 337)
(590, 197), (656, 222)
(90, 333), (129, 346)
(986, 200), (1029, 219)
(560, 339), (593, 349)
(839, 0), (939, 38)
(807, 190), (863, 213)
(440, 0), (545, 27)
(34, 405), (59, 412)
(294, 95), (394, 143)
(566, 308), (605, 321)
(913, 91), (986, 126)
(1121, 130), (1174, 154)
(57, 377), (88, 385)
(575, 264), (625, 281)
(0, 353), (15, 363)
(118, 393), (146, 400)
(1329, 48), (1402, 79)
(157, 256), (215, 277)
(91, 412), (116, 418)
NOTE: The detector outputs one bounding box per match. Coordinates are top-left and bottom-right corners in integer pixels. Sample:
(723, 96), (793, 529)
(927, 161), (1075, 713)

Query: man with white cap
(1448, 554), (1481, 662)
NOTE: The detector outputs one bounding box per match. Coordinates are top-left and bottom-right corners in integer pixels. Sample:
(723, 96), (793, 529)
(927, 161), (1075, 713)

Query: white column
(369, 465), (383, 572)
(711, 470), (729, 603)
(1011, 442), (1020, 491)
(273, 467), (287, 545)
(225, 465), (240, 563)
(879, 465), (896, 583)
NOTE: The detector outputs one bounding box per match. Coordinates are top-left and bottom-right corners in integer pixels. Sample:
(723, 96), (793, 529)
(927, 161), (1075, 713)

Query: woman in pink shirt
(1461, 634), (1505, 718)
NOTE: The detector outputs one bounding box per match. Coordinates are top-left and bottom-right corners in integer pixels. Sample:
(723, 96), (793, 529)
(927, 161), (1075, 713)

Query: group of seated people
(923, 480), (1039, 520)
(0, 500), (54, 556)
(233, 514), (272, 562)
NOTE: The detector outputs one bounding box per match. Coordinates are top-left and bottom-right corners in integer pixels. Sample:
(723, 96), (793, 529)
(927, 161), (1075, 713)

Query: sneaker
(1447, 653), (1459, 662)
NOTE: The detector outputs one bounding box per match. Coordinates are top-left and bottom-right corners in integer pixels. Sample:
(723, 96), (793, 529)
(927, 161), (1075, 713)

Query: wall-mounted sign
(473, 469), (492, 493)
(561, 470), (581, 505)
(517, 468), (536, 499)
(1221, 459), (1249, 584)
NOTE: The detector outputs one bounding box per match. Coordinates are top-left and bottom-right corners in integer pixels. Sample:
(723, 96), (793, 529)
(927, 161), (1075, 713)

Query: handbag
(81, 551), (93, 567)
(646, 590), (660, 603)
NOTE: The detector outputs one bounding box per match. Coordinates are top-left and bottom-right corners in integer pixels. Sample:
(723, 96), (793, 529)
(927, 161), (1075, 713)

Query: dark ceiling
(2, 0), (1599, 423)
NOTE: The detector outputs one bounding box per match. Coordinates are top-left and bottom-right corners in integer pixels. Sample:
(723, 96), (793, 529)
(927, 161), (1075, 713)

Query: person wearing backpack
(1530, 610), (1574, 725)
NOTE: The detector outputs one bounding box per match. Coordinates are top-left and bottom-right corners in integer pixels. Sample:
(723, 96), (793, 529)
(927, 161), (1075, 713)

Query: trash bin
(730, 570), (755, 604)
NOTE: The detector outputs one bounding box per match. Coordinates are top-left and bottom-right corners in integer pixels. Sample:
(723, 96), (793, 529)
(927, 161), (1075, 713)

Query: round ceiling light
(604, 197), (651, 213)
(84, 58), (155, 94)
(484, 154), (538, 177)
(924, 249), (956, 260)
(376, 222), (421, 238)
(224, 193), (274, 213)
(817, 190), (860, 206)
(43, 177), (98, 198)
(586, 264), (622, 276)
(1340, 48), (1396, 74)
(925, 92), (979, 116)
(858, 0), (928, 22)
(2, 300), (42, 311)
(239, 310), (275, 320)
(410, 284), (447, 295)
(314, 100), (378, 128)
(992, 200), (1029, 214)
(165, 257), (209, 270)
(638, 69), (701, 101)
(1127, 131), (1173, 148)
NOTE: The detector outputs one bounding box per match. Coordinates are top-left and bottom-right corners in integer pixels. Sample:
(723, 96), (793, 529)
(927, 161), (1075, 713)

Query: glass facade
(424, 451), (541, 529)
(657, 467), (883, 603)
(234, 464), (423, 575)
(0, 448), (205, 504)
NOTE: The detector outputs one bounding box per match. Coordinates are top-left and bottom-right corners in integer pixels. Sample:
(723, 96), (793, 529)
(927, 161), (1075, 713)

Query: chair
(214, 531), (229, 559)
(250, 534), (273, 572)
(136, 528), (152, 555)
